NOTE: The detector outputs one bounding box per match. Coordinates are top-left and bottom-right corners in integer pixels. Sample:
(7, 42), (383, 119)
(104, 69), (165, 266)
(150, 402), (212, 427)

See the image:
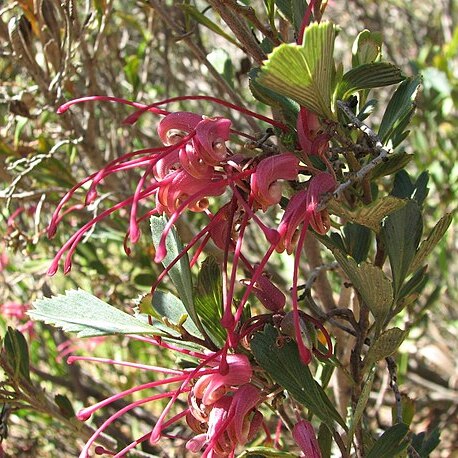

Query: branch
(318, 100), (392, 211)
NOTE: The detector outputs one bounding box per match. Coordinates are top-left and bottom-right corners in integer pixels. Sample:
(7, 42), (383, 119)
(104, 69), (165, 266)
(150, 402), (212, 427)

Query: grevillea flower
(296, 107), (330, 158)
(187, 383), (263, 457)
(292, 420), (322, 458)
(250, 153), (299, 211)
(66, 336), (261, 457)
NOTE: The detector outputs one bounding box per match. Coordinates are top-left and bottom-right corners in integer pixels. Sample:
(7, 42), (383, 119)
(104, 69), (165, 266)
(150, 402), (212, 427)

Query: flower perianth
(292, 420), (322, 458)
(250, 153), (299, 211)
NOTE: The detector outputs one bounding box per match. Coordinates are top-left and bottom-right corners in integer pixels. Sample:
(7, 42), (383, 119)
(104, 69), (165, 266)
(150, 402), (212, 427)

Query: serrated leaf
(194, 257), (226, 347)
(366, 423), (410, 458)
(347, 369), (376, 448)
(352, 30), (382, 67)
(364, 328), (407, 371)
(379, 76), (421, 146)
(329, 196), (406, 233)
(180, 4), (240, 48)
(29, 290), (159, 337)
(410, 212), (454, 273)
(381, 201), (423, 296)
(3, 328), (30, 381)
(334, 251), (393, 324)
(145, 291), (203, 339)
(258, 22), (336, 118)
(335, 62), (405, 102)
(150, 215), (203, 335)
(251, 325), (347, 430)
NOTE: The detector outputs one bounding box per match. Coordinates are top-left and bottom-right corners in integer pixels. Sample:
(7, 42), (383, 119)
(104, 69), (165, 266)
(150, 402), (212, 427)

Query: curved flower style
(66, 337), (261, 458)
(46, 93), (338, 456)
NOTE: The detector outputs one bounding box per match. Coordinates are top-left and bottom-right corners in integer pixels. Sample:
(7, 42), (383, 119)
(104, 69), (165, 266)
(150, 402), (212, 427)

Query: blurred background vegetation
(0, 1), (456, 456)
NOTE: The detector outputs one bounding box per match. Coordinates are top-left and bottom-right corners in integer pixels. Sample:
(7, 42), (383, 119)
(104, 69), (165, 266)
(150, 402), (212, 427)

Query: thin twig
(318, 100), (392, 211)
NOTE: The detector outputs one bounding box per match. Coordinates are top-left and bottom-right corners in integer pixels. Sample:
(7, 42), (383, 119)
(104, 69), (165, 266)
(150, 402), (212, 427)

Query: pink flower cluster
(47, 94), (335, 456)
(69, 341), (262, 458)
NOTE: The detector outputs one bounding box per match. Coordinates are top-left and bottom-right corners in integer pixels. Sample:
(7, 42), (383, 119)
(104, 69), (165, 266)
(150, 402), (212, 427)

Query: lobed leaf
(29, 289), (159, 337)
(258, 22), (336, 118)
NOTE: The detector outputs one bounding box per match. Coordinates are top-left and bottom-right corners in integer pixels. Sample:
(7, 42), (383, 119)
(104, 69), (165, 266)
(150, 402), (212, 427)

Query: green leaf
(329, 196), (406, 233)
(391, 170), (429, 206)
(29, 289), (159, 337)
(381, 200), (423, 296)
(411, 427), (441, 458)
(251, 325), (347, 430)
(398, 267), (428, 300)
(409, 212), (454, 273)
(139, 291), (203, 339)
(180, 4), (240, 48)
(317, 422), (333, 458)
(343, 223), (372, 263)
(194, 257), (227, 347)
(334, 251), (393, 325)
(335, 62), (405, 103)
(347, 369), (376, 448)
(150, 215), (203, 334)
(378, 76), (421, 147)
(352, 30), (382, 67)
(371, 153), (413, 179)
(274, 0), (307, 32)
(237, 447), (297, 458)
(258, 22), (336, 118)
(366, 423), (410, 458)
(249, 68), (300, 128)
(3, 328), (30, 381)
(364, 328), (407, 371)
(54, 394), (75, 419)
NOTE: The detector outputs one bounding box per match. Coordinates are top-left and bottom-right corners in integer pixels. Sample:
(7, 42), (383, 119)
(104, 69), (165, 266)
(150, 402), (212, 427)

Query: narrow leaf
(334, 251), (393, 325)
(180, 5), (240, 48)
(378, 76), (421, 146)
(410, 212), (454, 273)
(258, 22), (336, 118)
(29, 289), (159, 337)
(364, 327), (407, 371)
(347, 369), (376, 448)
(329, 196), (406, 233)
(335, 62), (405, 102)
(194, 257), (227, 347)
(366, 423), (410, 458)
(150, 215), (202, 334)
(147, 290), (202, 338)
(3, 327), (30, 381)
(251, 325), (347, 430)
(381, 201), (423, 296)
(371, 153), (413, 179)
